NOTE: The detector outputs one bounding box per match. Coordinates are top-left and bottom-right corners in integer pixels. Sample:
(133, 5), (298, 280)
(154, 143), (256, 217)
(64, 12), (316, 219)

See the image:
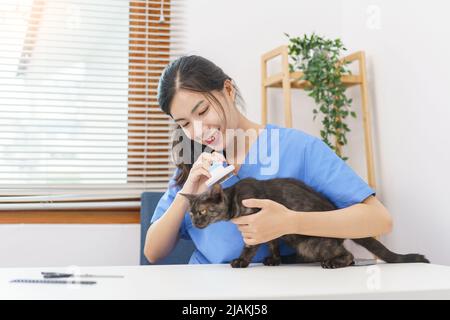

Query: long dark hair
(157, 55), (245, 187)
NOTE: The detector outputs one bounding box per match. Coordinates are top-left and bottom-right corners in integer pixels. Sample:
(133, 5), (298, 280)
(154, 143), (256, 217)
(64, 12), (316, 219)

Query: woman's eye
(198, 106), (209, 116)
(181, 122), (190, 128)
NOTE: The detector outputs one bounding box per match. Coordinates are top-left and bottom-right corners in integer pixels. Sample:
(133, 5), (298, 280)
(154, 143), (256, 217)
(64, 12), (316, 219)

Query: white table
(1, 263), (449, 299)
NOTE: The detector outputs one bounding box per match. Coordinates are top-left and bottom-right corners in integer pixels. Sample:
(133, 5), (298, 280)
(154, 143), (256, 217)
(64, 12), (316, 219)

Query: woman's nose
(192, 120), (204, 141)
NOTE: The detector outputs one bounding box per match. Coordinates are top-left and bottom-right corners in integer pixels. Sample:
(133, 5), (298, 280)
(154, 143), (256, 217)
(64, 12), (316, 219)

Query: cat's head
(179, 183), (229, 229)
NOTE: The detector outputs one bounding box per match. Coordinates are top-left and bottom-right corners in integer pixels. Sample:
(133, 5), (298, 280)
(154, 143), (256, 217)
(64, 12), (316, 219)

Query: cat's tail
(351, 237), (430, 263)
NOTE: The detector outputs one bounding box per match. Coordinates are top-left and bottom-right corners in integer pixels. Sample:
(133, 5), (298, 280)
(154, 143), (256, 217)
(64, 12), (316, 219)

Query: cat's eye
(199, 209), (207, 215)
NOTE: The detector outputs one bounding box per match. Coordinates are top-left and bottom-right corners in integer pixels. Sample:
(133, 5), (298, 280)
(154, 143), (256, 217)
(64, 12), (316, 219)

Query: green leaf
(285, 32), (354, 160)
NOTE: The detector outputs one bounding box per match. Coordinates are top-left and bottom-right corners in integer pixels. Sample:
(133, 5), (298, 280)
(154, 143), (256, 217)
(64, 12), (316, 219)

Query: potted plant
(285, 33), (356, 161)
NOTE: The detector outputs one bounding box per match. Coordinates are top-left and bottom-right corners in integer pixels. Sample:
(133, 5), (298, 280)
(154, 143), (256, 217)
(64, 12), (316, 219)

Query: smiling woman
(144, 54), (392, 265)
(156, 55), (255, 187)
(0, 0), (185, 222)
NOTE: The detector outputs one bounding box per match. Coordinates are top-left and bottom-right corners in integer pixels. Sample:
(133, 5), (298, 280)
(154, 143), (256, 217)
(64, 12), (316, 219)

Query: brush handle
(209, 161), (225, 171)
(205, 162), (235, 186)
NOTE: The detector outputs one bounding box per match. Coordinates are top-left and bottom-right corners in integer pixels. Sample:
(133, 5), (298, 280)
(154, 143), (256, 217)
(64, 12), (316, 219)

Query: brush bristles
(206, 172), (234, 187)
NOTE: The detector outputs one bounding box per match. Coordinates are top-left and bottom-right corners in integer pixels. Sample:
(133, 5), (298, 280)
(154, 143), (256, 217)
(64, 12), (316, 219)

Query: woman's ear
(223, 79), (235, 102)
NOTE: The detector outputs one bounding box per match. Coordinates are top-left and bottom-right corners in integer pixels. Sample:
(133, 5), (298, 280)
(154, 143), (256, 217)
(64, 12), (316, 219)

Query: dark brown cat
(180, 177), (430, 268)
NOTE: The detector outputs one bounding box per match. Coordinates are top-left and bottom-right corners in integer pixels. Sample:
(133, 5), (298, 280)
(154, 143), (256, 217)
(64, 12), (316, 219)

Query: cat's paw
(230, 258), (250, 268)
(263, 256), (281, 266)
(321, 260), (337, 269)
(321, 259), (351, 269)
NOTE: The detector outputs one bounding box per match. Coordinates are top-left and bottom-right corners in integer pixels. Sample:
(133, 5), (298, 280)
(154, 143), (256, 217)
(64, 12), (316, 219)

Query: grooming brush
(205, 161), (235, 187)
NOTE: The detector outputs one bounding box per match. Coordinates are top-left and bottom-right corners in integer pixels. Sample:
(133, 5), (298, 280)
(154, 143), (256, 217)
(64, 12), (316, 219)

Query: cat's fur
(180, 177), (430, 268)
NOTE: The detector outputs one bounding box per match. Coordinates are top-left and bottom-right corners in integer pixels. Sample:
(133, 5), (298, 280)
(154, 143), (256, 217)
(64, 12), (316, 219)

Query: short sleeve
(304, 137), (376, 209)
(150, 171), (191, 240)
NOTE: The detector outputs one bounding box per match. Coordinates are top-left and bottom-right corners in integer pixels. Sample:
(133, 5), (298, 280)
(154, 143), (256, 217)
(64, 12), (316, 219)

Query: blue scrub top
(151, 124), (376, 264)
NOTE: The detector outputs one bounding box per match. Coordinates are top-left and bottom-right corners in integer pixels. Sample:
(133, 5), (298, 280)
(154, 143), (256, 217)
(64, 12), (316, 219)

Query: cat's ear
(210, 183), (224, 201)
(178, 192), (196, 203)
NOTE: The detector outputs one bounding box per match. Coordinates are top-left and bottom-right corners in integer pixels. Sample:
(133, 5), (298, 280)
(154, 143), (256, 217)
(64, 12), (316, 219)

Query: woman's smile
(203, 128), (221, 146)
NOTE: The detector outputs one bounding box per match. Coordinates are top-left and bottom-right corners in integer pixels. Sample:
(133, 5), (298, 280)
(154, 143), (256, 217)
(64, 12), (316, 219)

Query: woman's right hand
(179, 152), (227, 195)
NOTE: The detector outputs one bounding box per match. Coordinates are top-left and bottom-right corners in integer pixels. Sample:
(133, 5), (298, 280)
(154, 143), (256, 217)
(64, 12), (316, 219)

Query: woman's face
(169, 81), (238, 152)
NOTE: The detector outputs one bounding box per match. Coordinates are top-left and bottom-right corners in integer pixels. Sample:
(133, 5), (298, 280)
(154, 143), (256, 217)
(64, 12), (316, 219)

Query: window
(0, 0), (185, 213)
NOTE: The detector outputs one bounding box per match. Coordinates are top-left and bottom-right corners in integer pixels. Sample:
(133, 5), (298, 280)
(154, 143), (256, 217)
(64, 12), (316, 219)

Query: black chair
(140, 192), (195, 265)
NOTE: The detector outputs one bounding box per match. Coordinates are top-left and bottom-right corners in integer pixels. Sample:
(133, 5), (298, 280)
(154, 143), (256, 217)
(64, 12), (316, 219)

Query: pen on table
(10, 279), (96, 285)
(41, 272), (124, 279)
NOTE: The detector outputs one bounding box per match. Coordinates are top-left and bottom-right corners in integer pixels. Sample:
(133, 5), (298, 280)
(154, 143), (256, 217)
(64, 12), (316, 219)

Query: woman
(144, 55), (392, 264)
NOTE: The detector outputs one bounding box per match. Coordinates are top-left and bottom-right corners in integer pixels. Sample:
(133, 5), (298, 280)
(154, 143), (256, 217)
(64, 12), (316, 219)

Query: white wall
(340, 0), (450, 265)
(0, 224), (139, 267)
(1, 0), (449, 267)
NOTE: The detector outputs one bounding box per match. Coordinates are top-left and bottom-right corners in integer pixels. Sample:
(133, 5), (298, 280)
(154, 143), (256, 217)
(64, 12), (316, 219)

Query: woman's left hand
(231, 198), (293, 245)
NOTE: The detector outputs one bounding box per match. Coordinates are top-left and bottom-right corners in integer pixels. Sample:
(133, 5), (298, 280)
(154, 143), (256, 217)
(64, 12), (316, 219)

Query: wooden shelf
(264, 72), (362, 89)
(261, 45), (376, 190)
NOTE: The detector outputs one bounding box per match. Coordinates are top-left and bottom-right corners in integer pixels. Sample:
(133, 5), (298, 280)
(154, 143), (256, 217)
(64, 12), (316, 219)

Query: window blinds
(0, 0), (184, 210)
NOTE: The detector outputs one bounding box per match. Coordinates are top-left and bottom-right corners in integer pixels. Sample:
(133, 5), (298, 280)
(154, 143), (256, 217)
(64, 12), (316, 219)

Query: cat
(180, 177), (430, 268)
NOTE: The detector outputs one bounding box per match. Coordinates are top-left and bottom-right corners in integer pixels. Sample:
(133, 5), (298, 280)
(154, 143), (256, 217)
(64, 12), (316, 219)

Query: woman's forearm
(286, 201), (393, 239)
(144, 193), (189, 263)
